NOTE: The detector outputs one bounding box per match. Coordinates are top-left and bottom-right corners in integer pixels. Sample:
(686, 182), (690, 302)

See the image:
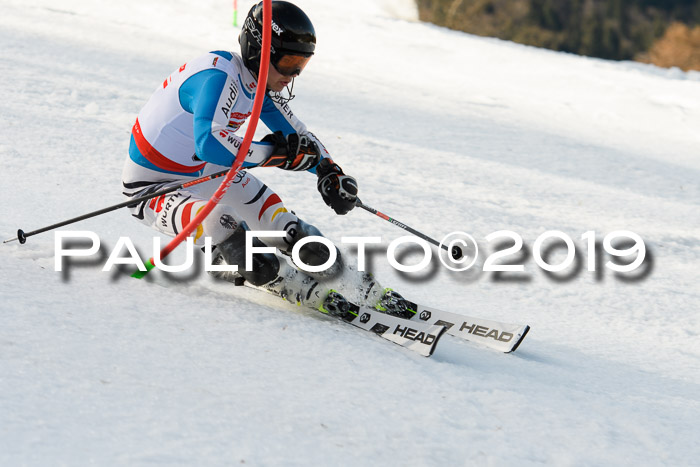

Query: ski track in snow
(1, 0), (699, 465)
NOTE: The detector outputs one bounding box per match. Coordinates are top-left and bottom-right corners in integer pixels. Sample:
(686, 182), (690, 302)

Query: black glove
(260, 131), (321, 171)
(316, 158), (358, 215)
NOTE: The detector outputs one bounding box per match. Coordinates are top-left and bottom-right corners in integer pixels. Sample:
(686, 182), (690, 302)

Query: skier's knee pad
(216, 221), (280, 286)
(288, 219), (343, 277)
(202, 204), (242, 245)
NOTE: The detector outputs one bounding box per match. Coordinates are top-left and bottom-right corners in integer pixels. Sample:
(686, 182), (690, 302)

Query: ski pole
(354, 199), (464, 260)
(3, 169), (230, 245)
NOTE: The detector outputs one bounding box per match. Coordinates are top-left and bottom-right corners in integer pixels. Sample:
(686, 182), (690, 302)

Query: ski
(323, 293), (446, 357)
(244, 283), (446, 357)
(217, 264), (523, 354)
(403, 300), (530, 353)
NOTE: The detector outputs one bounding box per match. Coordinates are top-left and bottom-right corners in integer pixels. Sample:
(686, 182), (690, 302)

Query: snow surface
(2, 0), (700, 465)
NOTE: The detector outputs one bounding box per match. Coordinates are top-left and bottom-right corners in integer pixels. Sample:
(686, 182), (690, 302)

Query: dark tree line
(416, 0), (700, 63)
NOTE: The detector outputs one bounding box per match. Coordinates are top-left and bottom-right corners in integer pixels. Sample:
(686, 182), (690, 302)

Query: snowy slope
(1, 0), (699, 465)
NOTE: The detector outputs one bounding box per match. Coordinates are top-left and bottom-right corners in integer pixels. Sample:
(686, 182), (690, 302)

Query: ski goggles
(273, 54), (311, 77)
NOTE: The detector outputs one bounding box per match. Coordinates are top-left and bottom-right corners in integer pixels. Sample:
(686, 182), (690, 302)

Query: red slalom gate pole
(133, 0), (272, 279)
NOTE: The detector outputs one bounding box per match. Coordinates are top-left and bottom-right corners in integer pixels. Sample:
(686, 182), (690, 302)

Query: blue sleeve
(180, 69), (278, 169)
(179, 69), (236, 167)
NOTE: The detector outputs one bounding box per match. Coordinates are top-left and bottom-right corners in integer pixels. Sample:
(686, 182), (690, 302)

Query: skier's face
(267, 54), (310, 92)
(267, 64), (294, 92)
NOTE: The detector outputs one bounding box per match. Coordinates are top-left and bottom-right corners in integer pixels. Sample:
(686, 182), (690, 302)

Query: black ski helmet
(239, 1), (316, 75)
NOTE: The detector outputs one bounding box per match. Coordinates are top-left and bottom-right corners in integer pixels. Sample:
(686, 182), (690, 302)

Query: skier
(121, 1), (410, 317)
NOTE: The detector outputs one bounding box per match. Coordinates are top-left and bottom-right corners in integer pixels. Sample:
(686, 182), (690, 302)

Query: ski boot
(209, 224), (326, 309)
(262, 260), (325, 309)
(207, 247), (245, 285)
